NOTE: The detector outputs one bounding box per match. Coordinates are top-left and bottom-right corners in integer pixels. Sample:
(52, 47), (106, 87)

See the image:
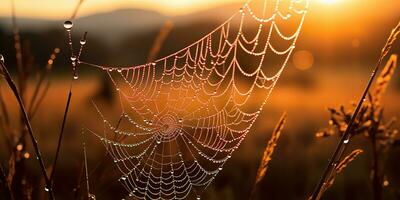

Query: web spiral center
(155, 114), (182, 142)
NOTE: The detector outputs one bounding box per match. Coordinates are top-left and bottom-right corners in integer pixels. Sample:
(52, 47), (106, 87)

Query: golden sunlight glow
(0, 0), (243, 19)
(320, 0), (340, 4)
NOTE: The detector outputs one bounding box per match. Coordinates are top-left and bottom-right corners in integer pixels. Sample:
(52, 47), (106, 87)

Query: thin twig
(0, 61), (54, 200)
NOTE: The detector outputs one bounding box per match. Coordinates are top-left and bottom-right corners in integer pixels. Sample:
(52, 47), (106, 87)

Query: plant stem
(49, 81), (73, 185)
(310, 56), (385, 200)
(0, 61), (55, 200)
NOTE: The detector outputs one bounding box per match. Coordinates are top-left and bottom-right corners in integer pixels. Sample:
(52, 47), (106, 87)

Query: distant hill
(0, 2), (399, 66)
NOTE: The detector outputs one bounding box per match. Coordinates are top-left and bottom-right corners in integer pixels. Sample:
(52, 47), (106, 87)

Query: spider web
(81, 0), (309, 199)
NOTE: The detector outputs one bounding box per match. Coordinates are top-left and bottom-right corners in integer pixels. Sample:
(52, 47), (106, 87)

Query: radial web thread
(81, 0), (310, 199)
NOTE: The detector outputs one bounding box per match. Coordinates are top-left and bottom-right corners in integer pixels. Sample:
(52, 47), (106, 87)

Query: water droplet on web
(179, 118), (183, 123)
(343, 139), (349, 144)
(63, 20), (73, 29)
(157, 140), (161, 144)
(73, 74), (79, 80)
(88, 193), (96, 199)
(196, 196), (201, 200)
(80, 39), (86, 45)
(70, 56), (77, 61)
(117, 69), (122, 72)
(44, 186), (50, 192)
(218, 167), (223, 170)
(0, 54), (4, 63)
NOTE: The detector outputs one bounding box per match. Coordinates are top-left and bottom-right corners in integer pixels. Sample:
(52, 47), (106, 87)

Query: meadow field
(0, 0), (400, 199)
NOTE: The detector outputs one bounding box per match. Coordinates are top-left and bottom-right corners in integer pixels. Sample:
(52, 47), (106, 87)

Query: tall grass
(311, 21), (400, 200)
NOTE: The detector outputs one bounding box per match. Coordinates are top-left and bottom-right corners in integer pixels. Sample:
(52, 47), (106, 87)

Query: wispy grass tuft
(249, 112), (287, 200)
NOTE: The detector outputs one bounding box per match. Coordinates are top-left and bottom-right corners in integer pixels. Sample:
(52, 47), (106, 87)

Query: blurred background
(0, 0), (400, 199)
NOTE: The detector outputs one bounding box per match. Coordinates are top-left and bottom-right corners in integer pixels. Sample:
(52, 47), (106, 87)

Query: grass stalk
(0, 61), (55, 200)
(310, 21), (400, 200)
(49, 82), (73, 185)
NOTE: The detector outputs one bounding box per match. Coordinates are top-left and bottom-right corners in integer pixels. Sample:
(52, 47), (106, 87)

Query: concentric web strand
(80, 0), (309, 199)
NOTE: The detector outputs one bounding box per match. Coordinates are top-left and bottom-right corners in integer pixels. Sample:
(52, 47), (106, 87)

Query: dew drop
(196, 196), (201, 200)
(44, 187), (50, 192)
(0, 54), (4, 63)
(178, 118), (183, 123)
(157, 140), (161, 144)
(70, 56), (77, 61)
(117, 69), (122, 73)
(73, 74), (79, 80)
(63, 20), (73, 29)
(218, 167), (223, 170)
(88, 193), (96, 199)
(343, 139), (349, 144)
(80, 39), (86, 45)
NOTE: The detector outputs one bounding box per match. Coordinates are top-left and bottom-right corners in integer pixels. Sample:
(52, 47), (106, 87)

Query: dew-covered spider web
(79, 0), (309, 199)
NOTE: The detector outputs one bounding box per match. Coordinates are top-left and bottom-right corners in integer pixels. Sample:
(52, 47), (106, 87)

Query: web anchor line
(73, 0), (309, 199)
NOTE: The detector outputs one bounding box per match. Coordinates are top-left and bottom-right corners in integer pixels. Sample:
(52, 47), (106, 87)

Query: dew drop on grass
(63, 20), (73, 29)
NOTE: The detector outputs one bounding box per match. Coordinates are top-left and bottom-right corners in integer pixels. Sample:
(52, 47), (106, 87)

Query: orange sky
(0, 0), (244, 19)
(0, 0), (366, 19)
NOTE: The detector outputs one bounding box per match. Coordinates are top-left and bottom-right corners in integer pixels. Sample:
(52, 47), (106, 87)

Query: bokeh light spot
(293, 50), (314, 71)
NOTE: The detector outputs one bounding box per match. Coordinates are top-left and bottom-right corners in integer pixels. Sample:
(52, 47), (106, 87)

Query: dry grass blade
(0, 61), (54, 199)
(147, 20), (174, 63)
(70, 0), (85, 20)
(28, 48), (60, 117)
(311, 21), (400, 200)
(336, 149), (363, 173)
(10, 0), (23, 77)
(6, 155), (15, 192)
(314, 149), (363, 200)
(373, 54), (398, 102)
(249, 112), (287, 199)
(49, 85), (72, 184)
(381, 22), (400, 59)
